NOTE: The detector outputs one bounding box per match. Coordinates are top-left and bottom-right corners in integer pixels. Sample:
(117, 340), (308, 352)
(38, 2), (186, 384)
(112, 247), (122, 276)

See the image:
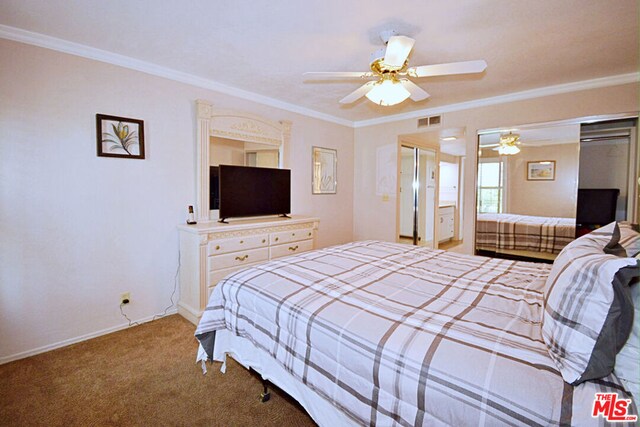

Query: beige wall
(353, 83), (639, 253)
(505, 143), (580, 218)
(0, 39), (354, 362)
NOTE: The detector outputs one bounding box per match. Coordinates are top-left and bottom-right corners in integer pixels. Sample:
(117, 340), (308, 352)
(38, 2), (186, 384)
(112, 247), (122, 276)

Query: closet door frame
(396, 137), (441, 247)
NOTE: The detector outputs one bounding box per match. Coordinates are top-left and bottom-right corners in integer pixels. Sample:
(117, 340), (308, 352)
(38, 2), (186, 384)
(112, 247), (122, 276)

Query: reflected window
(478, 161), (504, 213)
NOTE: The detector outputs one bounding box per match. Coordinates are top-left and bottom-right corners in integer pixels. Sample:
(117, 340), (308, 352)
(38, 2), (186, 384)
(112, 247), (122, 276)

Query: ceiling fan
(303, 30), (487, 106)
(481, 132), (526, 155)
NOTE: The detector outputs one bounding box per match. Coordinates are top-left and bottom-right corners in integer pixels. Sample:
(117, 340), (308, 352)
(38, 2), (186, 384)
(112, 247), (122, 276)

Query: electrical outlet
(120, 292), (131, 305)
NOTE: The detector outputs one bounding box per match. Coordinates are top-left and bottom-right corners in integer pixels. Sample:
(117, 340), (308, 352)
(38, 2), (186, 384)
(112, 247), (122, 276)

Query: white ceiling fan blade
(339, 81), (377, 104)
(303, 71), (374, 80)
(399, 79), (430, 101)
(382, 36), (415, 68)
(408, 60), (487, 78)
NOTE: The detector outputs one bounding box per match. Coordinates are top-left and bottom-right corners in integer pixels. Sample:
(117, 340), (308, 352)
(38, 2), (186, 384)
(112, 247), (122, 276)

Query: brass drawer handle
(262, 239), (266, 243)
(235, 255), (249, 261)
(274, 237), (279, 242)
(240, 240), (244, 244)
(215, 245), (220, 250)
(292, 233), (296, 236)
(308, 232), (312, 237)
(288, 245), (299, 252)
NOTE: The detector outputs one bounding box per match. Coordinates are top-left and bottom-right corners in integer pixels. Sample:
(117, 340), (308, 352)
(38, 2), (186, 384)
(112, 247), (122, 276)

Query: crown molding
(1, 24), (637, 130)
(0, 24), (352, 127)
(353, 72), (640, 128)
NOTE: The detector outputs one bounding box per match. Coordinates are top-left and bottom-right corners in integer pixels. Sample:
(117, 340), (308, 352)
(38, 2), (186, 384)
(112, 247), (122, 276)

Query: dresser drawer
(270, 228), (314, 245)
(208, 233), (269, 255)
(270, 238), (314, 259)
(207, 263), (259, 291)
(208, 247), (269, 271)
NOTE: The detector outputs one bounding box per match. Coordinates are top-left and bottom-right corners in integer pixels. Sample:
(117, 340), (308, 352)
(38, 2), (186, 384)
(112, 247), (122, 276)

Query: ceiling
(1, 0), (638, 123)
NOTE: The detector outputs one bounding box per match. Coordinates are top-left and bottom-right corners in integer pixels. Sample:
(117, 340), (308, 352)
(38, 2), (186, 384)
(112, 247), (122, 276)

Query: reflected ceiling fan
(481, 132), (525, 155)
(303, 30), (487, 106)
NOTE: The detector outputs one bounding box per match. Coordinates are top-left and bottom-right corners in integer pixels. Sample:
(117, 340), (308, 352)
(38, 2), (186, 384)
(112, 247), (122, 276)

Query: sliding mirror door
(399, 145), (437, 248)
(475, 124), (581, 261)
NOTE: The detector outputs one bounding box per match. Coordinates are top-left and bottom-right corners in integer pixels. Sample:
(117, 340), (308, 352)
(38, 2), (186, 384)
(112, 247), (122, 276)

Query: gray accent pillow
(542, 222), (639, 385)
(579, 263), (637, 381)
(603, 222), (628, 257)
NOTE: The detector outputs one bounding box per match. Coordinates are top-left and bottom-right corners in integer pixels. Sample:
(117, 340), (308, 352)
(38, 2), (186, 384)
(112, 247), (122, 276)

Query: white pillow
(542, 222), (638, 384)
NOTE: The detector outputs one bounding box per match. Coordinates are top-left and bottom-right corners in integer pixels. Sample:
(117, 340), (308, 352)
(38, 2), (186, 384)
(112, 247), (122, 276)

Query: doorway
(397, 143), (438, 248)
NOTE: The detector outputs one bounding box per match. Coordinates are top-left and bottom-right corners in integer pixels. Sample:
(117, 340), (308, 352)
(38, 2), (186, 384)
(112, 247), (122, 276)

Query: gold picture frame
(312, 147), (337, 194)
(527, 160), (555, 181)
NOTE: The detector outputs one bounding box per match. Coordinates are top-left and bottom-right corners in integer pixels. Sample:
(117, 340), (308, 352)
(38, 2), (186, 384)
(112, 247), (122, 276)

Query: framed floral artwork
(312, 146), (337, 194)
(96, 114), (145, 159)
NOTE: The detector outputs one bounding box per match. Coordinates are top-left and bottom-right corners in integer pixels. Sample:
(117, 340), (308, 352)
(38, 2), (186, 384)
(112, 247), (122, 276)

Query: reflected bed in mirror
(475, 124), (580, 262)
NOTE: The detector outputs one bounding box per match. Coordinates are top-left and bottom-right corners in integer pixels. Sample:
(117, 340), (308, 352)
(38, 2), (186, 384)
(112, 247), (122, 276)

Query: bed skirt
(204, 329), (357, 427)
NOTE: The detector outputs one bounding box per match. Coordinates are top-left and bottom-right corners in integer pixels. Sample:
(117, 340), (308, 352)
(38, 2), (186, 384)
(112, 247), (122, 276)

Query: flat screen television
(217, 164), (291, 222)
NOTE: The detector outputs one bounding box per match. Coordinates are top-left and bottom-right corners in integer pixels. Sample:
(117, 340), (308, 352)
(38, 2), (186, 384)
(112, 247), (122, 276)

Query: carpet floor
(0, 315), (316, 426)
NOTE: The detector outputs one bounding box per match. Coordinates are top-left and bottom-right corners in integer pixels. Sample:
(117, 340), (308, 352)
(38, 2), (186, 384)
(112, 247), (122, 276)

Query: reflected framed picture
(312, 146), (337, 194)
(527, 160), (555, 181)
(96, 114), (145, 159)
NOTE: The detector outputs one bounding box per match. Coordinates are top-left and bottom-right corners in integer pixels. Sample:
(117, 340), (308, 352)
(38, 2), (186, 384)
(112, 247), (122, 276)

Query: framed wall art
(96, 114), (145, 159)
(312, 146), (337, 194)
(527, 160), (555, 181)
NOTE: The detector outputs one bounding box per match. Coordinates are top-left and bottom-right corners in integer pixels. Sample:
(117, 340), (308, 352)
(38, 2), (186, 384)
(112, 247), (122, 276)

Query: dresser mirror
(210, 137), (280, 169)
(195, 100), (291, 221)
(475, 123), (581, 261)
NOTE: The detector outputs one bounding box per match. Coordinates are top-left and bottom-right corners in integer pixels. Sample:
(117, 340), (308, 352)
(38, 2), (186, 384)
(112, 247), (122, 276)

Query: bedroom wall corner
(0, 38), (354, 363)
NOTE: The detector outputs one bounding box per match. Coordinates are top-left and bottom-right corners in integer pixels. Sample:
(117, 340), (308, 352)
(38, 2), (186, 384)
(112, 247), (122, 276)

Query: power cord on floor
(119, 240), (182, 327)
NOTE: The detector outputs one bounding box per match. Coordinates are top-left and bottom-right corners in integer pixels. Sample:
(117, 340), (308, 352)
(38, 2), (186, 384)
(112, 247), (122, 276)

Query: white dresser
(177, 216), (320, 324)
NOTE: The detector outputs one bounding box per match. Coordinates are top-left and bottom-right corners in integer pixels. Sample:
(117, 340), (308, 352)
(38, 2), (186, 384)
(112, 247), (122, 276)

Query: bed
(195, 239), (638, 426)
(475, 213), (576, 258)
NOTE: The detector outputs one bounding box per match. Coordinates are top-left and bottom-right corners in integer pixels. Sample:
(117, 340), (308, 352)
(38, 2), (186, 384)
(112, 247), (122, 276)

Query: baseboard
(177, 302), (202, 326)
(0, 308), (178, 365)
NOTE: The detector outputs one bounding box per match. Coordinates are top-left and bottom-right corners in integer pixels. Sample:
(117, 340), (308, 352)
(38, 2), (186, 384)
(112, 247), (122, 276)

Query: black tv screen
(576, 188), (619, 225)
(218, 165), (291, 220)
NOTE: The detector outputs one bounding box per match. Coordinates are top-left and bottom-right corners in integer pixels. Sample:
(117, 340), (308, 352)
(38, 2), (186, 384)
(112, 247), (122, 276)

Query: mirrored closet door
(475, 115), (638, 263)
(398, 145), (438, 248)
(475, 123), (581, 262)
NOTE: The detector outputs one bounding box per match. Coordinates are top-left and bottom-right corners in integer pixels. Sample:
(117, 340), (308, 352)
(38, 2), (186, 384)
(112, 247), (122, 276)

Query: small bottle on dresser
(186, 205), (197, 225)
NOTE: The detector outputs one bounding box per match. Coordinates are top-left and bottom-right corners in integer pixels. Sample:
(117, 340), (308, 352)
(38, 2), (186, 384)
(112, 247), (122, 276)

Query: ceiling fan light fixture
(496, 131), (521, 155)
(497, 144), (521, 155)
(365, 79), (410, 106)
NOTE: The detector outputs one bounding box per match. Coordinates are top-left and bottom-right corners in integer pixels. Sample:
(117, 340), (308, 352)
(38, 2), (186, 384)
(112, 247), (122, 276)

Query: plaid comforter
(196, 241), (635, 426)
(476, 213), (576, 254)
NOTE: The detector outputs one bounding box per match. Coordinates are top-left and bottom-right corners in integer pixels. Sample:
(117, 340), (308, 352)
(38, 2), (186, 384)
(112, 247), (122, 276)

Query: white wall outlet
(120, 292), (131, 305)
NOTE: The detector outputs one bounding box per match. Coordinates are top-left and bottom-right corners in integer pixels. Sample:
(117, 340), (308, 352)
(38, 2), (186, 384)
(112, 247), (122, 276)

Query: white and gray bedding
(476, 213), (576, 254)
(195, 240), (636, 426)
